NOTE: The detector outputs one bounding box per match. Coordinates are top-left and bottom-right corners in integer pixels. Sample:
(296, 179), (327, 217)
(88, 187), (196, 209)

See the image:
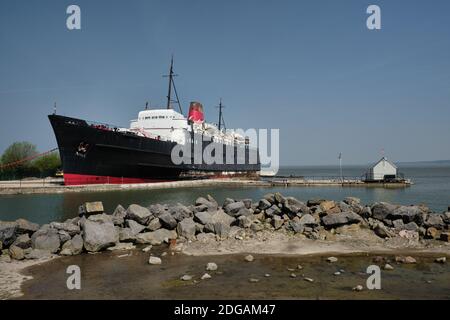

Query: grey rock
(118, 228), (136, 242)
(193, 204), (209, 213)
(112, 205), (127, 225)
(392, 219), (405, 230)
(107, 242), (136, 251)
(237, 215), (252, 228)
(147, 217), (162, 231)
(9, 245), (25, 260)
(79, 201), (104, 216)
(194, 211), (213, 225)
(15, 219), (39, 234)
(82, 219), (118, 252)
(424, 214), (445, 229)
(338, 202), (352, 212)
(371, 202), (398, 221)
(271, 215), (284, 230)
(235, 207), (252, 217)
(274, 192), (286, 204)
(284, 197), (308, 214)
(31, 228), (60, 253)
(321, 211), (362, 228)
(135, 229), (177, 245)
(307, 199), (326, 207)
(250, 221), (264, 232)
(50, 222), (80, 236)
(0, 221), (18, 247)
(374, 223), (391, 238)
(442, 212), (450, 224)
(403, 222), (419, 231)
(126, 220), (146, 235)
(60, 234), (83, 256)
(258, 199), (271, 210)
(359, 207), (372, 219)
(195, 222), (204, 233)
(11, 234), (31, 249)
(214, 222), (231, 239)
(224, 201), (246, 216)
(265, 205), (281, 217)
(159, 212), (178, 230)
(24, 248), (52, 260)
(58, 230), (71, 243)
(147, 204), (168, 217)
(88, 213), (113, 224)
(263, 193), (275, 204)
(299, 214), (318, 227)
(222, 198), (235, 208)
(242, 199), (252, 209)
(391, 206), (424, 224)
(169, 204), (193, 221)
(177, 218), (196, 240)
(288, 220), (304, 233)
(126, 204), (153, 225)
(344, 197), (361, 205)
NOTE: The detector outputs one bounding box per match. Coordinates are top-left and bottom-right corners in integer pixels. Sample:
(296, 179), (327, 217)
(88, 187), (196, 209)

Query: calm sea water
(0, 164), (449, 225)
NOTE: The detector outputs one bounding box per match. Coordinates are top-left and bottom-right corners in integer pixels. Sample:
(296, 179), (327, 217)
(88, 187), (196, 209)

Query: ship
(49, 58), (261, 185)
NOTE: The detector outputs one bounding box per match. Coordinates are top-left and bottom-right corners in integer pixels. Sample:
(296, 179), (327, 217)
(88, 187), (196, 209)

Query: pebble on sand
(383, 263), (394, 270)
(181, 275), (193, 281)
(353, 285), (364, 292)
(249, 278), (259, 283)
(395, 256), (417, 264)
(206, 262), (218, 271)
(435, 257), (446, 264)
(148, 256), (162, 265)
(333, 271), (341, 276)
(290, 273), (297, 278)
(327, 257), (338, 263)
(245, 255), (254, 262)
(303, 277), (314, 282)
(201, 273), (211, 280)
(264, 273), (271, 277)
(142, 245), (152, 253)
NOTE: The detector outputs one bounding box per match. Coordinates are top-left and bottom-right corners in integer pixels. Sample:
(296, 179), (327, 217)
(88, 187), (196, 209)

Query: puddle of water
(19, 246), (450, 300)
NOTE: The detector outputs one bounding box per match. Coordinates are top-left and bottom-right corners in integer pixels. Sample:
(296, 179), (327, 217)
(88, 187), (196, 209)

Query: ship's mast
(166, 57), (174, 109)
(216, 98), (226, 130)
(163, 56), (183, 114)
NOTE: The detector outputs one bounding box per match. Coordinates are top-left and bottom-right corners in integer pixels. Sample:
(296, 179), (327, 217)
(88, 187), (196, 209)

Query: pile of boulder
(1, 193), (449, 262)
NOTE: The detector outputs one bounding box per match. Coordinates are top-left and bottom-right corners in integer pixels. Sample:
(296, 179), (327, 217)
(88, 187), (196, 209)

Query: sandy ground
(0, 256), (58, 300)
(180, 226), (450, 257)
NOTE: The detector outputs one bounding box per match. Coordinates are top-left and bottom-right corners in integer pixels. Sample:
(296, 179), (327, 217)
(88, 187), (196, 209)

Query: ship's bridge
(129, 109), (189, 143)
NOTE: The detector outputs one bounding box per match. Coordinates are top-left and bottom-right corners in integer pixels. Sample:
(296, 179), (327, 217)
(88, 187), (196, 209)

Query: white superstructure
(129, 108), (247, 146)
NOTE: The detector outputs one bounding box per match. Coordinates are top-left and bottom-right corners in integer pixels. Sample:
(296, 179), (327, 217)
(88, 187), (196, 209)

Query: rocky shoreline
(1, 193), (450, 298)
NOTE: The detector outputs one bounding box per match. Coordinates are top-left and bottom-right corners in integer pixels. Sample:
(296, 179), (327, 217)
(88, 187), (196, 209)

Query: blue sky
(0, 0), (449, 165)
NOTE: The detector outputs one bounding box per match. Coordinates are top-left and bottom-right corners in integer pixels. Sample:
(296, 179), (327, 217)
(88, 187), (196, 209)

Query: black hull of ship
(48, 115), (260, 185)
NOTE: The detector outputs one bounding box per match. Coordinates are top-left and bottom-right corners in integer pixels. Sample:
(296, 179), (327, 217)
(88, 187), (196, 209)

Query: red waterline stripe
(63, 173), (170, 186)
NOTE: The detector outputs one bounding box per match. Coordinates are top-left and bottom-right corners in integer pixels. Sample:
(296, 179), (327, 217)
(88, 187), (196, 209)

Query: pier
(0, 175), (412, 195)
